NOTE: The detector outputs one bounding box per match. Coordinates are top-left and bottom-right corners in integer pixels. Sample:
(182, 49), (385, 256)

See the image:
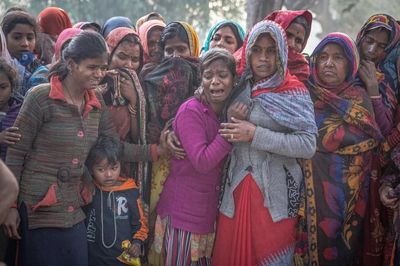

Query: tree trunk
(246, 0), (284, 30)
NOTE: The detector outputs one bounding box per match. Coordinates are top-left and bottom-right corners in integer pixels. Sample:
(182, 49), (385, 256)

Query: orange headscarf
(38, 7), (72, 36)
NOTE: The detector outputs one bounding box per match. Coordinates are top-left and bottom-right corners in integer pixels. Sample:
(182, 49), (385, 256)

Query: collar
(49, 75), (102, 117)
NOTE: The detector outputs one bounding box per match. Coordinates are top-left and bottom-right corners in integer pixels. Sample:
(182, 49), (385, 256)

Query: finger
(5, 132), (21, 139)
(5, 127), (19, 132)
(10, 225), (20, 239)
(4, 140), (18, 145)
(231, 117), (243, 123)
(219, 128), (237, 135)
(4, 225), (12, 238)
(174, 152), (186, 159)
(220, 123), (236, 129)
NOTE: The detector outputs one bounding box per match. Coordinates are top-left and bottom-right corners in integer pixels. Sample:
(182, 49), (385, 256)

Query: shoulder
(176, 98), (205, 119)
(25, 83), (51, 102)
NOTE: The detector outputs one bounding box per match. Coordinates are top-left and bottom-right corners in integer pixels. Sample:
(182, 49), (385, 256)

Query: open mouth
(210, 89), (225, 97)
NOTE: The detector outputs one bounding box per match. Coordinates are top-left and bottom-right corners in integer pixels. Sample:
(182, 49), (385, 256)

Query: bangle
(370, 95), (382, 99)
(128, 104), (137, 117)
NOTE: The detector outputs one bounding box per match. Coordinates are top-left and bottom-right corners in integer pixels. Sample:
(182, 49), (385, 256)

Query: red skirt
(212, 174), (297, 266)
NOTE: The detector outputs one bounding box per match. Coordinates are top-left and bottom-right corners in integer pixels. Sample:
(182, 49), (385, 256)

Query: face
(6, 23), (36, 59)
(147, 27), (163, 62)
(286, 22), (306, 53)
(202, 59), (234, 106)
(69, 55), (108, 90)
(0, 73), (12, 111)
(359, 28), (389, 64)
(316, 43), (349, 86)
(249, 34), (277, 82)
(210, 26), (239, 54)
(92, 159), (120, 187)
(110, 41), (141, 71)
(164, 36), (190, 58)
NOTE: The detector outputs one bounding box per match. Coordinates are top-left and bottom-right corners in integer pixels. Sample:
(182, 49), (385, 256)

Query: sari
(301, 33), (382, 265)
(213, 20), (317, 266)
(355, 15), (400, 266)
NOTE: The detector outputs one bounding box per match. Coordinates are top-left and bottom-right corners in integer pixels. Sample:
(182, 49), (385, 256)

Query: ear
(66, 58), (76, 72)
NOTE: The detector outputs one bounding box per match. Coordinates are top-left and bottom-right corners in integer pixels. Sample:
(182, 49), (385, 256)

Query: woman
(212, 20), (317, 266)
(138, 19), (166, 78)
(303, 32), (382, 265)
(1, 10), (48, 95)
(2, 31), (165, 266)
(145, 21), (201, 266)
(101, 27), (151, 220)
(155, 48), (238, 265)
(355, 14), (400, 265)
(101, 16), (134, 38)
(201, 20), (245, 54)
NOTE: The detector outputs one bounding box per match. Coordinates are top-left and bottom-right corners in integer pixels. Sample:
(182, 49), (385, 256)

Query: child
(85, 136), (148, 266)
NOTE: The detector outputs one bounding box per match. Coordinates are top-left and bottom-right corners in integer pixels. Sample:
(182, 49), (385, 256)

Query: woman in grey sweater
(212, 20), (317, 266)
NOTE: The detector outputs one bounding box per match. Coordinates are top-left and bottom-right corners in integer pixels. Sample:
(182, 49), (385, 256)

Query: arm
(371, 97), (393, 136)
(132, 198), (148, 244)
(0, 160), (18, 225)
(176, 108), (232, 174)
(251, 126), (316, 159)
(6, 92), (43, 182)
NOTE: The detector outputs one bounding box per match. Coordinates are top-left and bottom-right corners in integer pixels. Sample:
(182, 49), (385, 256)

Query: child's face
(0, 72), (12, 111)
(91, 159), (121, 187)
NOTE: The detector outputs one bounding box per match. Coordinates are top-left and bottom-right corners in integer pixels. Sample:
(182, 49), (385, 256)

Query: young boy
(85, 136), (148, 266)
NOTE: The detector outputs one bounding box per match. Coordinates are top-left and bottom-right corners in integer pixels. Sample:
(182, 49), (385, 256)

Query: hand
(157, 128), (169, 157)
(147, 123), (161, 144)
(219, 117), (256, 143)
(166, 131), (186, 159)
(127, 243), (141, 257)
(227, 102), (248, 122)
(0, 127), (21, 145)
(194, 86), (209, 105)
(359, 60), (379, 96)
(119, 71), (137, 105)
(2, 208), (21, 239)
(379, 185), (398, 209)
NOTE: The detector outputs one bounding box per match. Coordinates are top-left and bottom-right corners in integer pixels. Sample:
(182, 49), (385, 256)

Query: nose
(211, 76), (220, 85)
(20, 37), (29, 48)
(172, 50), (180, 58)
(367, 43), (377, 54)
(287, 37), (295, 51)
(105, 169), (112, 178)
(325, 56), (334, 66)
(95, 68), (105, 79)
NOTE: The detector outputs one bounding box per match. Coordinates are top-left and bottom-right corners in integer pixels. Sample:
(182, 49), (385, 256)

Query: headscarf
(73, 21), (101, 32)
(174, 21), (200, 57)
(106, 27), (143, 72)
(237, 20), (317, 134)
(356, 14), (400, 111)
(101, 16), (134, 38)
(37, 7), (72, 36)
(135, 12), (166, 31)
(201, 20), (245, 53)
(138, 20), (166, 62)
(0, 27), (14, 65)
(310, 32), (360, 88)
(265, 10), (312, 52)
(54, 28), (82, 61)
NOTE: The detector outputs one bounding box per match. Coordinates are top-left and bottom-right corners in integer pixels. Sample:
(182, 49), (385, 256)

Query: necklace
(100, 190), (118, 248)
(64, 85), (85, 113)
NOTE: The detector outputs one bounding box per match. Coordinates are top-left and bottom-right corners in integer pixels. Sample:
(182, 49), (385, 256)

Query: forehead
(204, 58), (229, 71)
(364, 28), (389, 44)
(320, 42), (345, 55)
(214, 25), (235, 37)
(0, 72), (11, 83)
(9, 23), (35, 35)
(115, 41), (140, 54)
(254, 33), (275, 47)
(286, 22), (306, 38)
(164, 36), (189, 48)
(148, 27), (163, 39)
(80, 55), (108, 65)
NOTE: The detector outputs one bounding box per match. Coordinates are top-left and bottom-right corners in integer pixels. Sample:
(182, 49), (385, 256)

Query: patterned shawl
(235, 20), (317, 134)
(356, 14), (400, 111)
(302, 32), (382, 265)
(201, 20), (245, 53)
(144, 56), (201, 143)
(175, 21), (200, 57)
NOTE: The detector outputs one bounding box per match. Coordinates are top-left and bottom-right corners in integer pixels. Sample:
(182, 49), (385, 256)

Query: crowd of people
(0, 5), (399, 266)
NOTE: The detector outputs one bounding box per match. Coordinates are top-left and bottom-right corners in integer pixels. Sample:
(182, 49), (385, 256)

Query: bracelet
(370, 95), (382, 99)
(128, 104), (137, 117)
